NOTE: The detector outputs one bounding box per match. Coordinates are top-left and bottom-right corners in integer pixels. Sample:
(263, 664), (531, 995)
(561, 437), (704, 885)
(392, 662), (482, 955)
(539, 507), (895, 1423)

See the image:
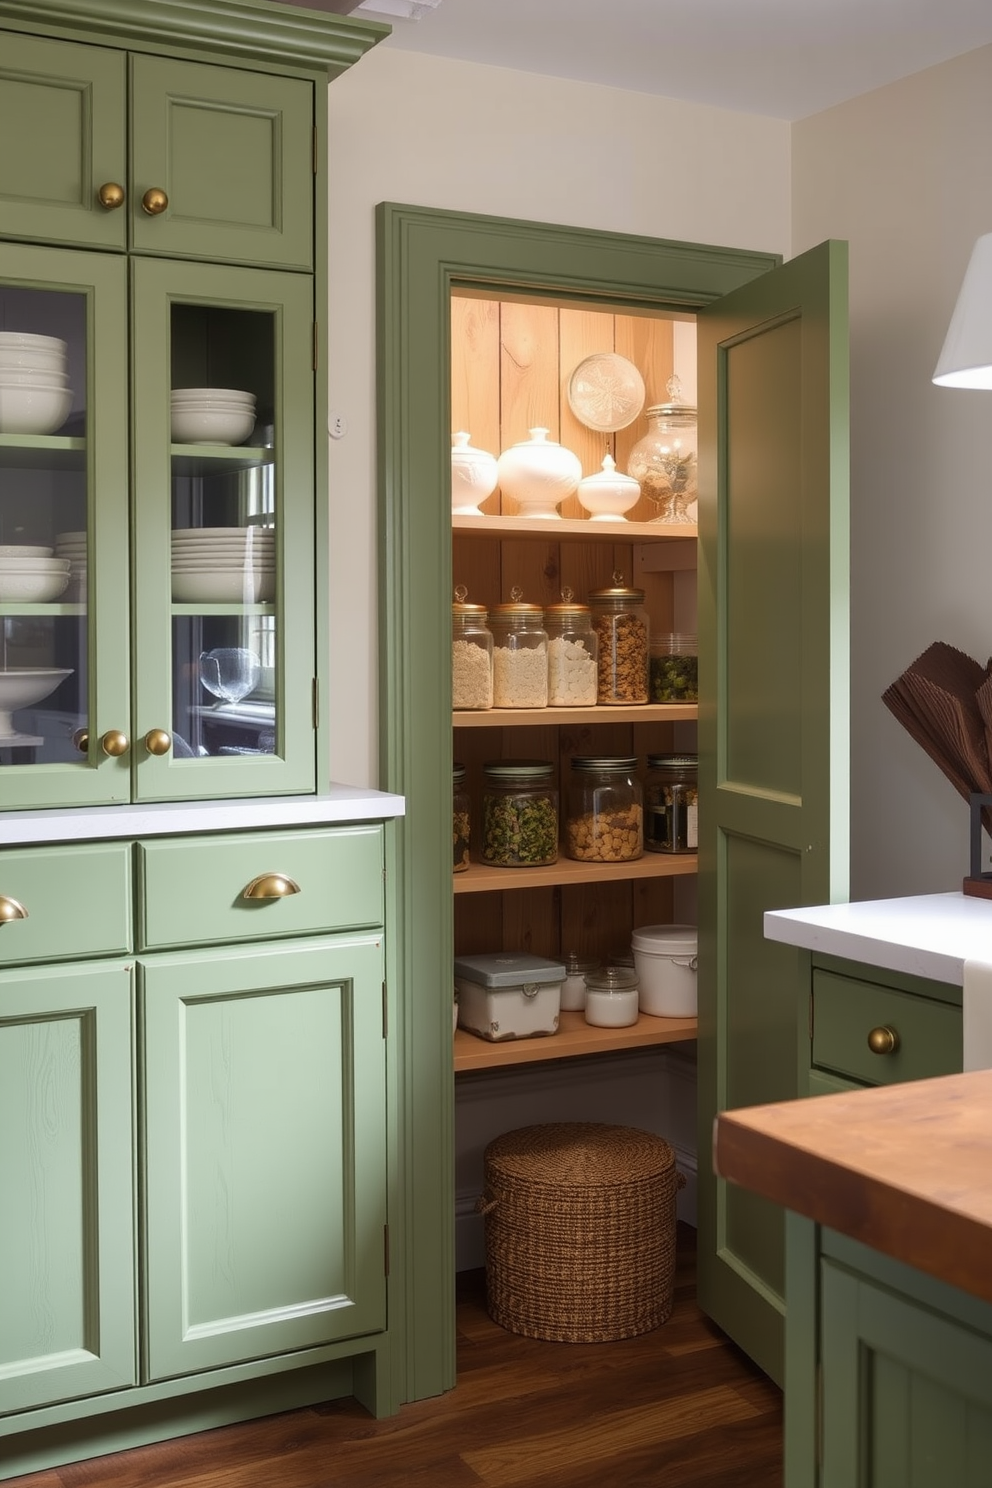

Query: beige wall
(324, 46), (792, 785)
(793, 44), (992, 899)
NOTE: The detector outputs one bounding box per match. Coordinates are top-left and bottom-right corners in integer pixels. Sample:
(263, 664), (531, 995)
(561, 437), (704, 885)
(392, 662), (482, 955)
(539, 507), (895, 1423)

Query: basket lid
(630, 923), (698, 956)
(454, 952), (567, 988)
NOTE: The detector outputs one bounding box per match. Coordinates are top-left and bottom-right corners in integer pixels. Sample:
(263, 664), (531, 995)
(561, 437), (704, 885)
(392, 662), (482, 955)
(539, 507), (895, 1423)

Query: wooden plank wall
(450, 296), (689, 964)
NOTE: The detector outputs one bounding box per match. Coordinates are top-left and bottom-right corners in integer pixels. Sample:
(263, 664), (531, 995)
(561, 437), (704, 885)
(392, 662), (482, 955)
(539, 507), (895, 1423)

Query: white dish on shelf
(0, 666), (73, 738)
(0, 569), (71, 602)
(0, 384), (73, 436)
(0, 544), (53, 558)
(171, 526), (273, 539)
(0, 332), (66, 352)
(567, 352), (646, 433)
(171, 405), (255, 445)
(170, 387), (255, 404)
(171, 569), (275, 603)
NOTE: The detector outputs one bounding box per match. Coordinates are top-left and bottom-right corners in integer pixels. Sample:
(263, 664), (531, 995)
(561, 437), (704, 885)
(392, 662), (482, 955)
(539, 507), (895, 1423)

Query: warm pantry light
(933, 232), (992, 390)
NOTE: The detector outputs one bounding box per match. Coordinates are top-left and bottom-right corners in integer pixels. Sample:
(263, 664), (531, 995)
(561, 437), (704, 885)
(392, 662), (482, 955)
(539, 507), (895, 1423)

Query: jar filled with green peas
(649, 633), (698, 702)
(481, 759), (559, 867)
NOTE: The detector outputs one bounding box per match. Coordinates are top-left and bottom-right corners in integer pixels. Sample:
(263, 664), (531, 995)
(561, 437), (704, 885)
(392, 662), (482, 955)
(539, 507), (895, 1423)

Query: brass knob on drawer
(867, 1025), (899, 1056)
(144, 729), (172, 756)
(97, 182), (125, 210)
(73, 727), (89, 754)
(100, 730), (129, 757)
(141, 187), (169, 216)
(243, 873), (301, 901)
(0, 895), (28, 922)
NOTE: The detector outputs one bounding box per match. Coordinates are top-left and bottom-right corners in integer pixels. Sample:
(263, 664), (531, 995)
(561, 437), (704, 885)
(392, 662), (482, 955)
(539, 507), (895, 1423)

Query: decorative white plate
(567, 352), (646, 433)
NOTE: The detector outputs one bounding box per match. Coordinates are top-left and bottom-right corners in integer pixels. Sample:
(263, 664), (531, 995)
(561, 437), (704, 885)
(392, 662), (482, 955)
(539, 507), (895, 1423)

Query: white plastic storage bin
(454, 953), (566, 1041)
(630, 925), (698, 1016)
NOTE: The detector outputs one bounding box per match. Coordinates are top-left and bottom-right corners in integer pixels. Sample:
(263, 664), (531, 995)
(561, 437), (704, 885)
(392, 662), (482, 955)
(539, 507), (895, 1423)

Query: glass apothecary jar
(544, 589), (598, 706)
(583, 965), (640, 1028)
(453, 761), (471, 872)
(490, 589), (548, 708)
(645, 753), (698, 854)
(626, 376), (698, 525)
(588, 573), (649, 704)
(452, 587), (493, 710)
(481, 759), (559, 867)
(649, 633), (698, 702)
(559, 951), (601, 1011)
(565, 755), (643, 862)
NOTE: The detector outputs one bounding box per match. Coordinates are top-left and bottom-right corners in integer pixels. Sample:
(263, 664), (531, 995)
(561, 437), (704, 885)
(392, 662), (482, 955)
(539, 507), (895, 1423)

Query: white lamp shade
(933, 232), (992, 390)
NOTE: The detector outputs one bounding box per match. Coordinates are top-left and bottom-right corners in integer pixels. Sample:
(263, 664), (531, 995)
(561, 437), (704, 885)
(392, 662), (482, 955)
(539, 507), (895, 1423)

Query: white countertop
(765, 893), (992, 987)
(0, 784), (405, 845)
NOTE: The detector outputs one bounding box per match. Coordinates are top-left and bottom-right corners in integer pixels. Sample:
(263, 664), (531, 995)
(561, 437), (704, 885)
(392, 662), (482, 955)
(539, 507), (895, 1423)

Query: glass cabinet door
(131, 258), (316, 801)
(0, 242), (130, 812)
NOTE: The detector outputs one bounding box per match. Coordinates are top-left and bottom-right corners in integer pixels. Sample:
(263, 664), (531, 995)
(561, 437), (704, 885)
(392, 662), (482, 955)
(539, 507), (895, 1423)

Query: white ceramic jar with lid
(451, 431), (498, 516)
(495, 427), (582, 518)
(631, 924), (698, 1015)
(559, 951), (601, 1011)
(576, 452), (640, 520)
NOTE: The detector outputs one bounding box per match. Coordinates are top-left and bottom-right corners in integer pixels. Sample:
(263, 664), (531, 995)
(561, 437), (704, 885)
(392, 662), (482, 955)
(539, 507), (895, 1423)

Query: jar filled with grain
(452, 588), (493, 710)
(565, 755), (643, 862)
(481, 759), (559, 867)
(588, 574), (649, 704)
(453, 762), (471, 872)
(490, 590), (549, 709)
(544, 590), (598, 707)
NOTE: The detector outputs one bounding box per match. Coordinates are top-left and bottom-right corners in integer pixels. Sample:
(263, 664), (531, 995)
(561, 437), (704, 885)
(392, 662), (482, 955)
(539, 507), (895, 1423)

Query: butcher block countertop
(714, 1070), (992, 1306)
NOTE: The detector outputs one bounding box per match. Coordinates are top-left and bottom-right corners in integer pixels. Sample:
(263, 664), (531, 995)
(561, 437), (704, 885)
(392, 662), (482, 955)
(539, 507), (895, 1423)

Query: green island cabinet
(0, 2), (419, 1480)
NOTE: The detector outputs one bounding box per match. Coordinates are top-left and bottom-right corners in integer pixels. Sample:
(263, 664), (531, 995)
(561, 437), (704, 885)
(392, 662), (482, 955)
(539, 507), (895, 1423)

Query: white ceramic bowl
(0, 384), (72, 435)
(0, 666), (73, 736)
(0, 332), (66, 352)
(171, 406), (256, 445)
(55, 530), (87, 544)
(0, 348), (67, 373)
(0, 368), (70, 388)
(0, 557), (69, 572)
(0, 544), (53, 558)
(171, 569), (275, 603)
(170, 386), (255, 404)
(0, 569), (70, 602)
(171, 527), (270, 539)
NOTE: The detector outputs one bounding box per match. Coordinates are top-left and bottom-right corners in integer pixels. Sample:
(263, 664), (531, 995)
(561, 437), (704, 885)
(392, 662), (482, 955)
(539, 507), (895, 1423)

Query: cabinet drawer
(0, 844), (131, 965)
(812, 970), (961, 1087)
(136, 826), (384, 950)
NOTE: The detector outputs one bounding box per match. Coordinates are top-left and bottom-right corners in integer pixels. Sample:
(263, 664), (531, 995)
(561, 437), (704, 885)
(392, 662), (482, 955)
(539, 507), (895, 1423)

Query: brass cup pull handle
(98, 182), (125, 210)
(0, 895), (28, 923)
(243, 873), (301, 901)
(142, 187), (169, 216)
(101, 730), (129, 757)
(867, 1025), (899, 1056)
(73, 727), (89, 754)
(144, 729), (172, 756)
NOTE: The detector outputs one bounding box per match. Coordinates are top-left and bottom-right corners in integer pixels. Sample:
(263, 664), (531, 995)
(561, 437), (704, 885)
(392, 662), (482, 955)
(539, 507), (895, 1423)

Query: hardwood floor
(15, 1227), (782, 1488)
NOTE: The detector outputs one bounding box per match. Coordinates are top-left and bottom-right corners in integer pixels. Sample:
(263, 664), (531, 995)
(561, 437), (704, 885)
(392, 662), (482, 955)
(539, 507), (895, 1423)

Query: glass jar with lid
(481, 759), (558, 867)
(649, 633), (698, 702)
(583, 965), (640, 1027)
(565, 755), (643, 862)
(489, 588), (548, 708)
(645, 753), (698, 854)
(588, 573), (649, 704)
(559, 951), (601, 1011)
(452, 586), (493, 710)
(626, 375), (698, 525)
(544, 588), (598, 706)
(452, 761), (471, 872)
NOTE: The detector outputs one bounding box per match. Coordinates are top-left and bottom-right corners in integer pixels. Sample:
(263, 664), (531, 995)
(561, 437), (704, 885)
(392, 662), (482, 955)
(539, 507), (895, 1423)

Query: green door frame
(374, 202), (779, 1403)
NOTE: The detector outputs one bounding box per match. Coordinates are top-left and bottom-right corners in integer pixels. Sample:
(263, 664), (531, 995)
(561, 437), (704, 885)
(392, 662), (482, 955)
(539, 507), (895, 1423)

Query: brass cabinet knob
(73, 727), (89, 754)
(867, 1025), (899, 1056)
(97, 182), (125, 210)
(0, 895), (28, 923)
(242, 873), (301, 901)
(100, 730), (129, 757)
(144, 729), (172, 756)
(141, 187), (169, 216)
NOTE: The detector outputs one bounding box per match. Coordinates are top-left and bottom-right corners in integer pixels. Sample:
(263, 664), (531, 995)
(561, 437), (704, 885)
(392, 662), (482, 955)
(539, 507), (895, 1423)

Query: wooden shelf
(454, 514), (696, 543)
(454, 853), (697, 894)
(454, 701), (697, 728)
(454, 1007), (697, 1072)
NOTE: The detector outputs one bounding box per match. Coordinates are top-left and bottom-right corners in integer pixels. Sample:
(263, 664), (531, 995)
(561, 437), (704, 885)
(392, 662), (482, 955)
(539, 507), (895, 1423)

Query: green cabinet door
(0, 960), (135, 1414)
(130, 255), (316, 801)
(140, 935), (386, 1380)
(129, 55), (314, 270)
(0, 32), (127, 251)
(695, 240), (850, 1385)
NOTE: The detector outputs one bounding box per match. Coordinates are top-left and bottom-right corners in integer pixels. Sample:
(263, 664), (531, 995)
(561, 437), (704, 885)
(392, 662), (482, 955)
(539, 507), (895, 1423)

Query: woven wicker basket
(480, 1122), (683, 1343)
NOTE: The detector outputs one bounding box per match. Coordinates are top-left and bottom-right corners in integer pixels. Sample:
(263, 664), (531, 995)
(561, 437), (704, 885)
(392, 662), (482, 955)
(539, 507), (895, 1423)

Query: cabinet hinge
(312, 321), (319, 373)
(312, 677), (319, 730)
(383, 1224), (390, 1277)
(312, 125), (318, 175)
(382, 980), (388, 1039)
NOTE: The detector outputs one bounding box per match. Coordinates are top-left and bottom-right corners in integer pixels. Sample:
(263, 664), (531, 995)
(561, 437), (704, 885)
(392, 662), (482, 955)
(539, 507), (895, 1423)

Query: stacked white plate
(170, 387), (256, 446)
(0, 542), (71, 602)
(0, 332), (73, 436)
(171, 526), (275, 603)
(55, 531), (88, 601)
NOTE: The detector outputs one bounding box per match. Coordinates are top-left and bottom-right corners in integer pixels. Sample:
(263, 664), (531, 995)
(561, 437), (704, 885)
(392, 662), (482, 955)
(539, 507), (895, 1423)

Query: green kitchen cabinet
(0, 959), (135, 1416)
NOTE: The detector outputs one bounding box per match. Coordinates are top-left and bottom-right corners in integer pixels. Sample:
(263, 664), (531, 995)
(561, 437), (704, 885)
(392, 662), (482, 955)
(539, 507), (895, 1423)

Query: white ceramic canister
(576, 452), (640, 520)
(451, 431), (499, 516)
(583, 965), (639, 1027)
(630, 924), (698, 1016)
(495, 427), (582, 518)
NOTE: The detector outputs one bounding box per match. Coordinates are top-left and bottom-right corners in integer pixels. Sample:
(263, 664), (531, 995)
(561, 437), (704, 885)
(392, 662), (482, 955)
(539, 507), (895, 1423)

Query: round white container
(631, 924), (698, 1016)
(496, 428), (582, 518)
(583, 966), (639, 1027)
(451, 431), (498, 515)
(559, 952), (600, 1011)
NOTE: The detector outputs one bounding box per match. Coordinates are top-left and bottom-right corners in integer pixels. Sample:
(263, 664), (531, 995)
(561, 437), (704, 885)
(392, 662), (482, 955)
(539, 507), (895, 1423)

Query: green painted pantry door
(140, 936), (386, 1380)
(696, 240), (850, 1385)
(0, 960), (135, 1414)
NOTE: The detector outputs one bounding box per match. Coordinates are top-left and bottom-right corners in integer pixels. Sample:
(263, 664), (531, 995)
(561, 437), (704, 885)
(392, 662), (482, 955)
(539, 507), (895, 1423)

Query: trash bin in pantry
(479, 1122), (684, 1343)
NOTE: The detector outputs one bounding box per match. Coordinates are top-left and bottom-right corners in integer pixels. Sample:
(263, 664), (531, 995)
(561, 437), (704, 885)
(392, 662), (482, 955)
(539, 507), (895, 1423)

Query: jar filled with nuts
(481, 759), (559, 867)
(452, 587), (493, 710)
(565, 755), (643, 862)
(588, 574), (649, 704)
